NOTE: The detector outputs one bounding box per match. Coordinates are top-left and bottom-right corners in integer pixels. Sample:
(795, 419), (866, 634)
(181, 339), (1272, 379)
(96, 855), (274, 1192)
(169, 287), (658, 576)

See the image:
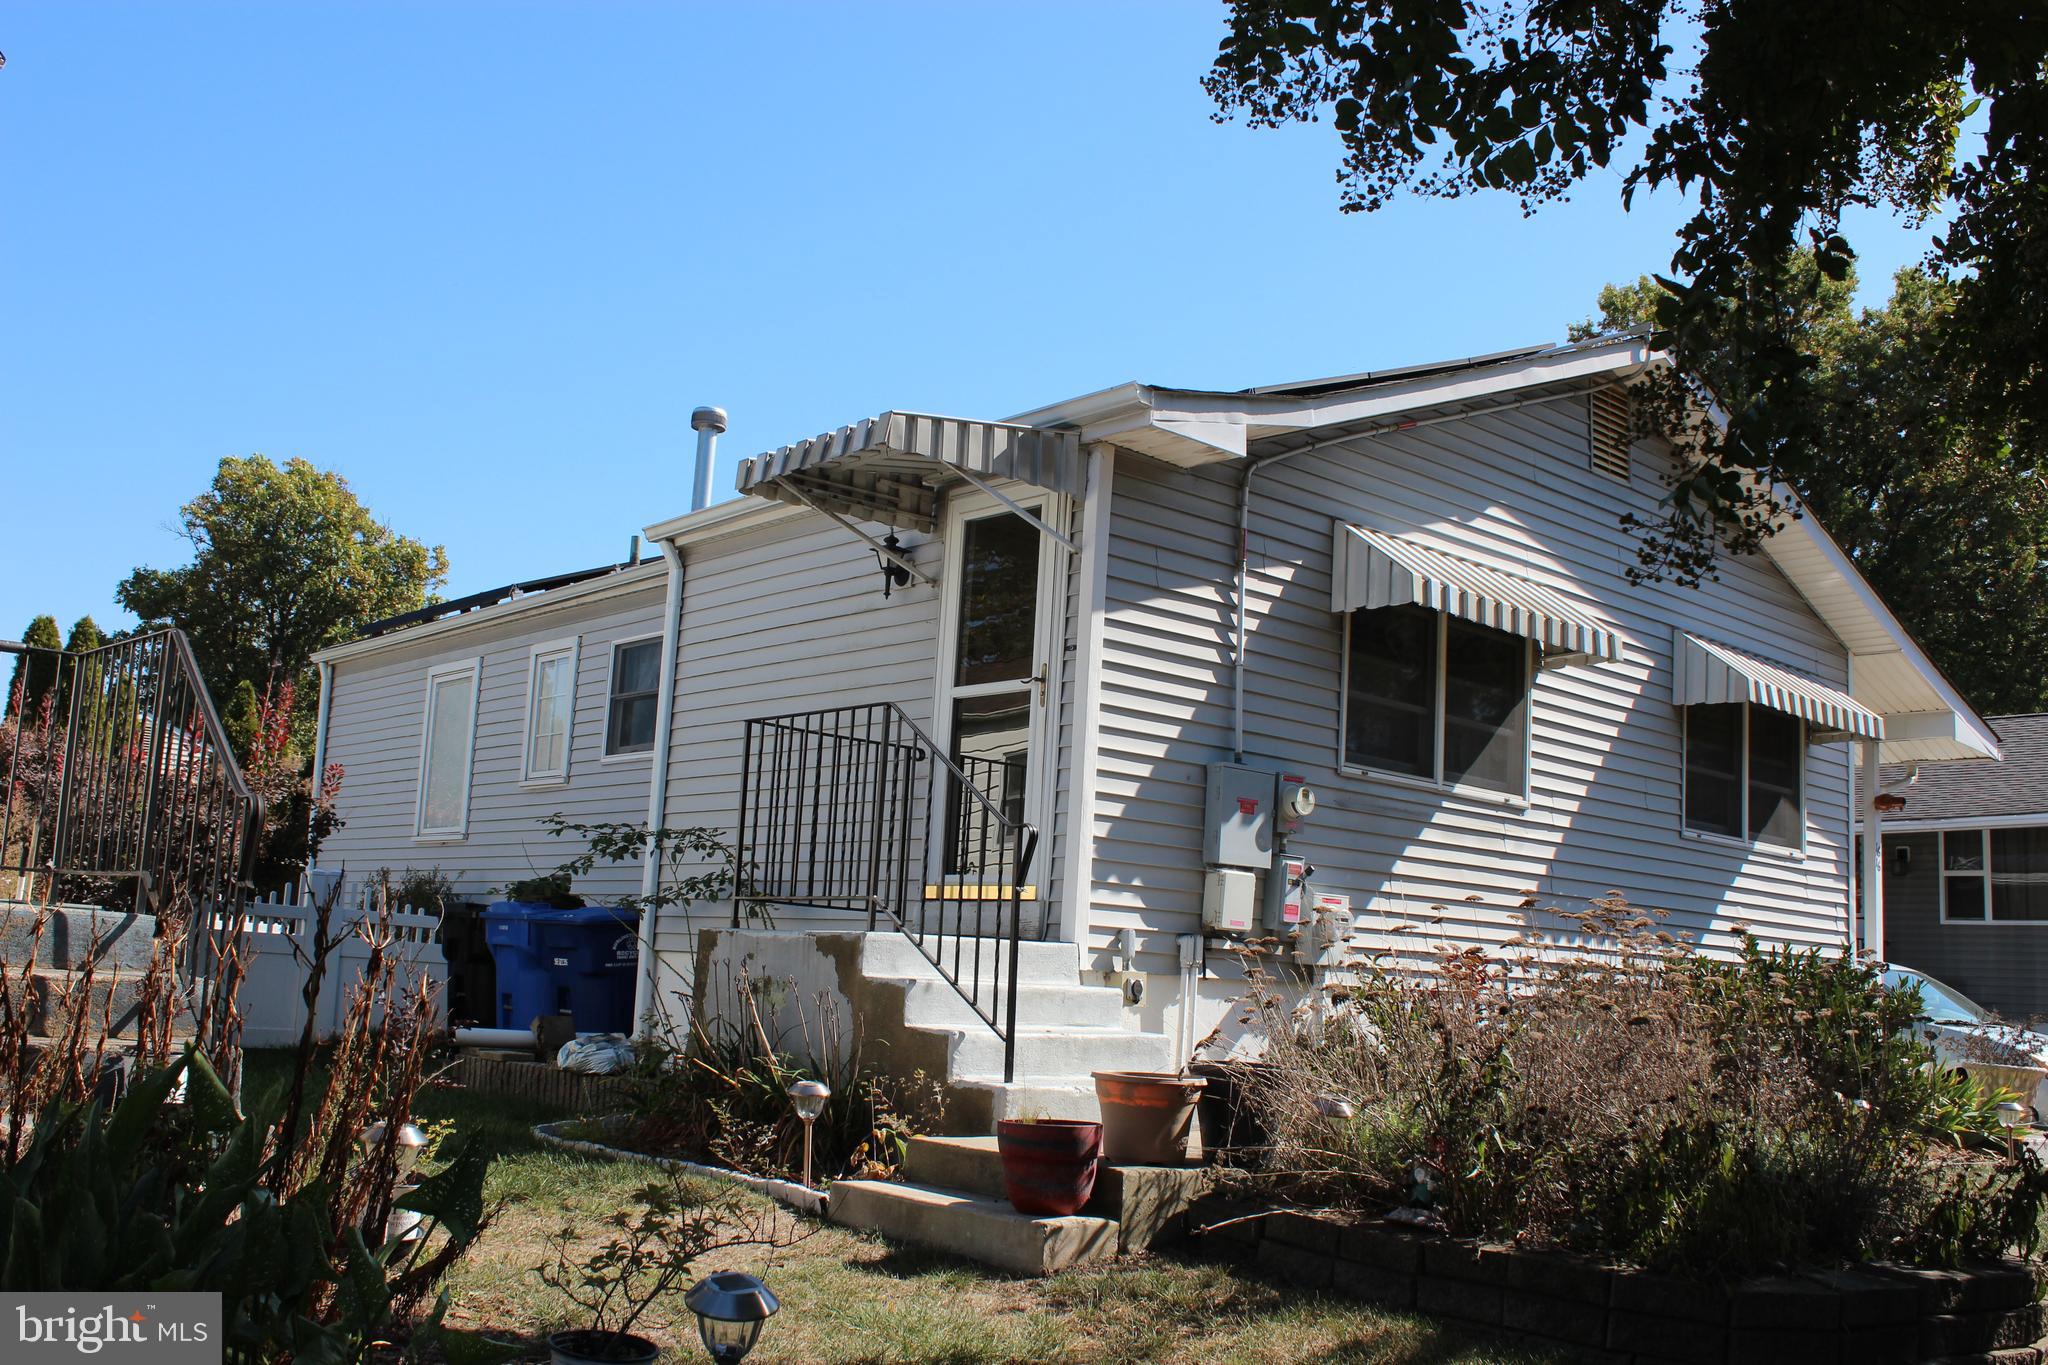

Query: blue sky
(2, 2), (1951, 641)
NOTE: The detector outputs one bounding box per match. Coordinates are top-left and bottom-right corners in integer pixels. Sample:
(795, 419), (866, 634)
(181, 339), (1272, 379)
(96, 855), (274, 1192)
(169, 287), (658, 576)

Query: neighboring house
(310, 335), (1998, 1123)
(1871, 714), (2048, 1020)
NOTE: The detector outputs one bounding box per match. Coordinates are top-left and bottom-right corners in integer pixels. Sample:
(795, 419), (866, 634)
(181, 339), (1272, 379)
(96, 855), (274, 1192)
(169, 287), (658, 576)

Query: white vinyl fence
(214, 884), (447, 1048)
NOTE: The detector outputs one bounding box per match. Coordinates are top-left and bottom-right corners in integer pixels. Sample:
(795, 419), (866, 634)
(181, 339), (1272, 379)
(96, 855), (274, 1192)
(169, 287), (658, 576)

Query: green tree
(1206, 2), (2048, 582)
(1577, 260), (2048, 714)
(4, 616), (61, 718)
(118, 455), (448, 718)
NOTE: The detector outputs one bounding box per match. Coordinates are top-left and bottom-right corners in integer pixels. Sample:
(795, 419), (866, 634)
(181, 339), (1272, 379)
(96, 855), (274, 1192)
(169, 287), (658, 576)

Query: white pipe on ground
(452, 1026), (532, 1049)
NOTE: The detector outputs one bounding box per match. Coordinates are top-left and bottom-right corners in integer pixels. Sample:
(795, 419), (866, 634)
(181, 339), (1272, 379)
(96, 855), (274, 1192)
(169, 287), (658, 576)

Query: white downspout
(1858, 736), (1885, 959)
(631, 536), (687, 1039)
(307, 659), (334, 881)
(631, 405), (723, 1039)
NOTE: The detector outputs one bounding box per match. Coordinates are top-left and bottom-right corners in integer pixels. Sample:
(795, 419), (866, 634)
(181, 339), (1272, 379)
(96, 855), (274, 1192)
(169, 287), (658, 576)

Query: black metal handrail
(736, 702), (1041, 1083)
(1, 629), (263, 919)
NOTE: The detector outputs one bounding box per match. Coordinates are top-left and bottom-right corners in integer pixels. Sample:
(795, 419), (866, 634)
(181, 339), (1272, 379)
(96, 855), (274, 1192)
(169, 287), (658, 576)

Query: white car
(1883, 965), (2048, 1121)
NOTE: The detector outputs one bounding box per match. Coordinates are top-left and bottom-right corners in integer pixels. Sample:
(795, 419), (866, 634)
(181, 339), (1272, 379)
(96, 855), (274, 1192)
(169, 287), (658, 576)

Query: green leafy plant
(499, 871), (583, 908)
(536, 1171), (803, 1361)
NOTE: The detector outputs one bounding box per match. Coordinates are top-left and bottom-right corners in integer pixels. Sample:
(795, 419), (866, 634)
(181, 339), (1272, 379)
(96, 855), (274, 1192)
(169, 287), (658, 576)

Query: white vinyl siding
(523, 640), (578, 784)
(318, 575), (665, 906)
(1084, 393), (1854, 977)
(415, 660), (480, 839)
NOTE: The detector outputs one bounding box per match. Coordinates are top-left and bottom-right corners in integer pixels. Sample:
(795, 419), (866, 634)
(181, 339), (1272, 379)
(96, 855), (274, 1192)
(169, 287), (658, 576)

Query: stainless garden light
(361, 1121), (432, 1242)
(685, 1272), (779, 1364)
(787, 1079), (830, 1190)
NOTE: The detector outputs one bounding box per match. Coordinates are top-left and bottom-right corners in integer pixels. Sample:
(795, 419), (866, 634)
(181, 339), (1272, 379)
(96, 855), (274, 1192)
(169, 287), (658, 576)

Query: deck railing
(736, 703), (1040, 1083)
(1, 629), (262, 920)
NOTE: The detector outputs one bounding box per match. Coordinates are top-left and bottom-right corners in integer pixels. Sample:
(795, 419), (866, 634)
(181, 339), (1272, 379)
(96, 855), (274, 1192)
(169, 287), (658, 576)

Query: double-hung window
(523, 640), (578, 783)
(415, 659), (480, 839)
(605, 638), (661, 757)
(1343, 604), (1532, 798)
(1681, 702), (1804, 847)
(1942, 827), (2048, 922)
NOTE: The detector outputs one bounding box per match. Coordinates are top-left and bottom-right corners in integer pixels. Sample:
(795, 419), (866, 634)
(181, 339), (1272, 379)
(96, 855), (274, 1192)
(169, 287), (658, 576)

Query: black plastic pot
(1191, 1059), (1274, 1165)
(547, 1329), (660, 1364)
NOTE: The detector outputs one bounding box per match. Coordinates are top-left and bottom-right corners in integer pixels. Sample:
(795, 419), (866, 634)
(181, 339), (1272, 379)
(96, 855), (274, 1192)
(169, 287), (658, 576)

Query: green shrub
(1229, 899), (2048, 1276)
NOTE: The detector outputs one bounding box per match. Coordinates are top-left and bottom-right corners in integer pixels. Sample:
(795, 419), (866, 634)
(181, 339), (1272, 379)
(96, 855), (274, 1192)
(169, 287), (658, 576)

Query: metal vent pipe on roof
(691, 405), (729, 513)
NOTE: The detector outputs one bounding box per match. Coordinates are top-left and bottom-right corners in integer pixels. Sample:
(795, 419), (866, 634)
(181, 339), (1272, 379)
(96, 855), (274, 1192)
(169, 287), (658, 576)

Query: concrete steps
(825, 1134), (1214, 1275)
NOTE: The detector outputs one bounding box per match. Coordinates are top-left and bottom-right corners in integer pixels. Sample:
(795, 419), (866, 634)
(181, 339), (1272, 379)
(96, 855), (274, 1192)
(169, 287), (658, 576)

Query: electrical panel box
(1202, 868), (1257, 933)
(1204, 763), (1275, 868)
(1265, 856), (1308, 930)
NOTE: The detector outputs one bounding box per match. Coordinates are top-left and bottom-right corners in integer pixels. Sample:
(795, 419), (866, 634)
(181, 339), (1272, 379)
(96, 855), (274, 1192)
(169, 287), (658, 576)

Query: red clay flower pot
(994, 1117), (1102, 1216)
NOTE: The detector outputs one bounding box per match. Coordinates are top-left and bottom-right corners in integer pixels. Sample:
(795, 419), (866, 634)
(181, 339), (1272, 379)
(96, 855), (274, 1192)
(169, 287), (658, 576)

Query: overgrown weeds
(1225, 895), (2048, 1276)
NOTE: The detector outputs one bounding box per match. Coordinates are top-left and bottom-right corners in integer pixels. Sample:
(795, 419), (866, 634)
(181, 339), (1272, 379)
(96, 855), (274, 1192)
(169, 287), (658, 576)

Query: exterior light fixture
(787, 1079), (830, 1190)
(1874, 792), (1908, 814)
(1312, 1095), (1354, 1120)
(685, 1272), (779, 1364)
(875, 534), (912, 598)
(1998, 1101), (2028, 1129)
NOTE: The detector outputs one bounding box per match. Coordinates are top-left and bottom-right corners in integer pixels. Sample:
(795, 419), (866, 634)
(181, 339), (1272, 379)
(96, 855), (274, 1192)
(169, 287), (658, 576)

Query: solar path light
(685, 1272), (779, 1363)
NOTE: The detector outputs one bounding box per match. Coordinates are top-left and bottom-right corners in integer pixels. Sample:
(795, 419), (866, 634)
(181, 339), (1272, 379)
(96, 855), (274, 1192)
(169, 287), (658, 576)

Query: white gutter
(630, 536), (687, 1039)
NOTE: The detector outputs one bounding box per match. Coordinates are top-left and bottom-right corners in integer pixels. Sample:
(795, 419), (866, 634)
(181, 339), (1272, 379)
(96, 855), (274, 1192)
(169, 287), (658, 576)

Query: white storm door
(932, 488), (1063, 897)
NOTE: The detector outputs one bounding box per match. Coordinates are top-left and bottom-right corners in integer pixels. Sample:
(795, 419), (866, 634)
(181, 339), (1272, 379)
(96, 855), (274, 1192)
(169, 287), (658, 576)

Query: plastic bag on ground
(557, 1032), (634, 1074)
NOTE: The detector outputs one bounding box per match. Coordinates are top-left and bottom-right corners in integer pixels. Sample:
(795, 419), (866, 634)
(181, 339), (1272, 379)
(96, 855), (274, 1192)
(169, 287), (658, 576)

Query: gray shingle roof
(1866, 714), (2048, 822)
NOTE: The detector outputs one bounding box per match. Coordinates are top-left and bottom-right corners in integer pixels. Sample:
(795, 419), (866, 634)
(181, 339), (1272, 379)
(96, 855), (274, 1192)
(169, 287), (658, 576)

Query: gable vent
(1589, 385), (1633, 481)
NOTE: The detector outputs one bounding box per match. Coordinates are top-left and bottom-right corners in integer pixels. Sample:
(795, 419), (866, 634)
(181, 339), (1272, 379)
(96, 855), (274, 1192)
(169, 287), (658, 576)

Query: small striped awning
(1332, 524), (1625, 663)
(1674, 631), (1885, 741)
(735, 411), (1085, 532)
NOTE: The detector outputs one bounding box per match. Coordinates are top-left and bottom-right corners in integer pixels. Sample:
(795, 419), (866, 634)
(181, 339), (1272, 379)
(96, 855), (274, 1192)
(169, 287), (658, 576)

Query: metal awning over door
(1673, 631), (1884, 741)
(1332, 523), (1625, 663)
(735, 411), (1085, 533)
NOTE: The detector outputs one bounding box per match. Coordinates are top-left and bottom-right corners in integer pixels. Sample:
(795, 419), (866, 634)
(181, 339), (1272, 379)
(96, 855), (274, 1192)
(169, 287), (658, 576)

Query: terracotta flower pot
(1093, 1070), (1206, 1166)
(994, 1117), (1102, 1215)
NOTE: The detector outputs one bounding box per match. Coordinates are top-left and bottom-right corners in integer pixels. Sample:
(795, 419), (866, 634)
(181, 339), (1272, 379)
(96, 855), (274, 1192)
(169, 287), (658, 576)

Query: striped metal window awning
(734, 411), (1085, 533)
(1674, 630), (1885, 741)
(1332, 523), (1625, 663)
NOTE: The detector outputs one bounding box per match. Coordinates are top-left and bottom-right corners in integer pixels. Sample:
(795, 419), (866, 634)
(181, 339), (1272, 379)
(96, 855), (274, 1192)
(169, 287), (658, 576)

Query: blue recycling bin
(483, 902), (641, 1033)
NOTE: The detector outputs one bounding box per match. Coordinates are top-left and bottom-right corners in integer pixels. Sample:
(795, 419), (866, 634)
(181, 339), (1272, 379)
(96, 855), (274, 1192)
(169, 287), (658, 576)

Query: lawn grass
(249, 1049), (1556, 1362)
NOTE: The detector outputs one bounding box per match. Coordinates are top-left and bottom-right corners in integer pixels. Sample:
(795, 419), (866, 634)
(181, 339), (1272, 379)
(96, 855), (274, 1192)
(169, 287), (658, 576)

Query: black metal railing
(736, 703), (1041, 1083)
(1, 629), (262, 920)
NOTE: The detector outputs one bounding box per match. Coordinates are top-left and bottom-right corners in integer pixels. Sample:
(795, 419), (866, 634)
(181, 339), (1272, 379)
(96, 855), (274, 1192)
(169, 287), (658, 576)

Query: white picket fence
(212, 884), (448, 1048)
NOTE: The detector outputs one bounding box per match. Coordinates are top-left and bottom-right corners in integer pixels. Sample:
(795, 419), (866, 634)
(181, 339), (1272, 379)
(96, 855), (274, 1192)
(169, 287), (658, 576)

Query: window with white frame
(523, 641), (577, 783)
(415, 661), (479, 838)
(1681, 702), (1804, 846)
(605, 638), (661, 756)
(1342, 604), (1531, 798)
(1942, 827), (2048, 922)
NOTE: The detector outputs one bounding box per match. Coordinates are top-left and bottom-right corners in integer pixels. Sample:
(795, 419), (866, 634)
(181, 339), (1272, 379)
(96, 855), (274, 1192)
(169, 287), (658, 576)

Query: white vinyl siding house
(309, 336), (1996, 1093)
(1078, 395), (1858, 993)
(316, 565), (667, 906)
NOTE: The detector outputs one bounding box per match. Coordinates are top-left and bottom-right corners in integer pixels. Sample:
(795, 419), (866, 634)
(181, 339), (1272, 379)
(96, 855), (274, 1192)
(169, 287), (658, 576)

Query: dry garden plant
(604, 964), (947, 1185)
(0, 883), (501, 1363)
(1225, 894), (2048, 1276)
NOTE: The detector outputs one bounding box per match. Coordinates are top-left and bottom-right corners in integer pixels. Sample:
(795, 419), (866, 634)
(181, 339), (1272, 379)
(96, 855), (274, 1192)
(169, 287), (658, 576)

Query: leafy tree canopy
(1577, 258), (2048, 715)
(4, 616), (61, 718)
(118, 455), (448, 718)
(1207, 1), (2048, 581)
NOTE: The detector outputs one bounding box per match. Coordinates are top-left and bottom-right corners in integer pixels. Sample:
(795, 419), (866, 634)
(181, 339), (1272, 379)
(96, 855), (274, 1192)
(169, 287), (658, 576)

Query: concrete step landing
(828, 1180), (1118, 1275)
(826, 1134), (1216, 1274)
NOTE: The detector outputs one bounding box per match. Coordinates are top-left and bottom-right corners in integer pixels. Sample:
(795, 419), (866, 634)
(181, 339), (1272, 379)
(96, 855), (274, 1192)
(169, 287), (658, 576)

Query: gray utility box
(1204, 763), (1275, 869)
